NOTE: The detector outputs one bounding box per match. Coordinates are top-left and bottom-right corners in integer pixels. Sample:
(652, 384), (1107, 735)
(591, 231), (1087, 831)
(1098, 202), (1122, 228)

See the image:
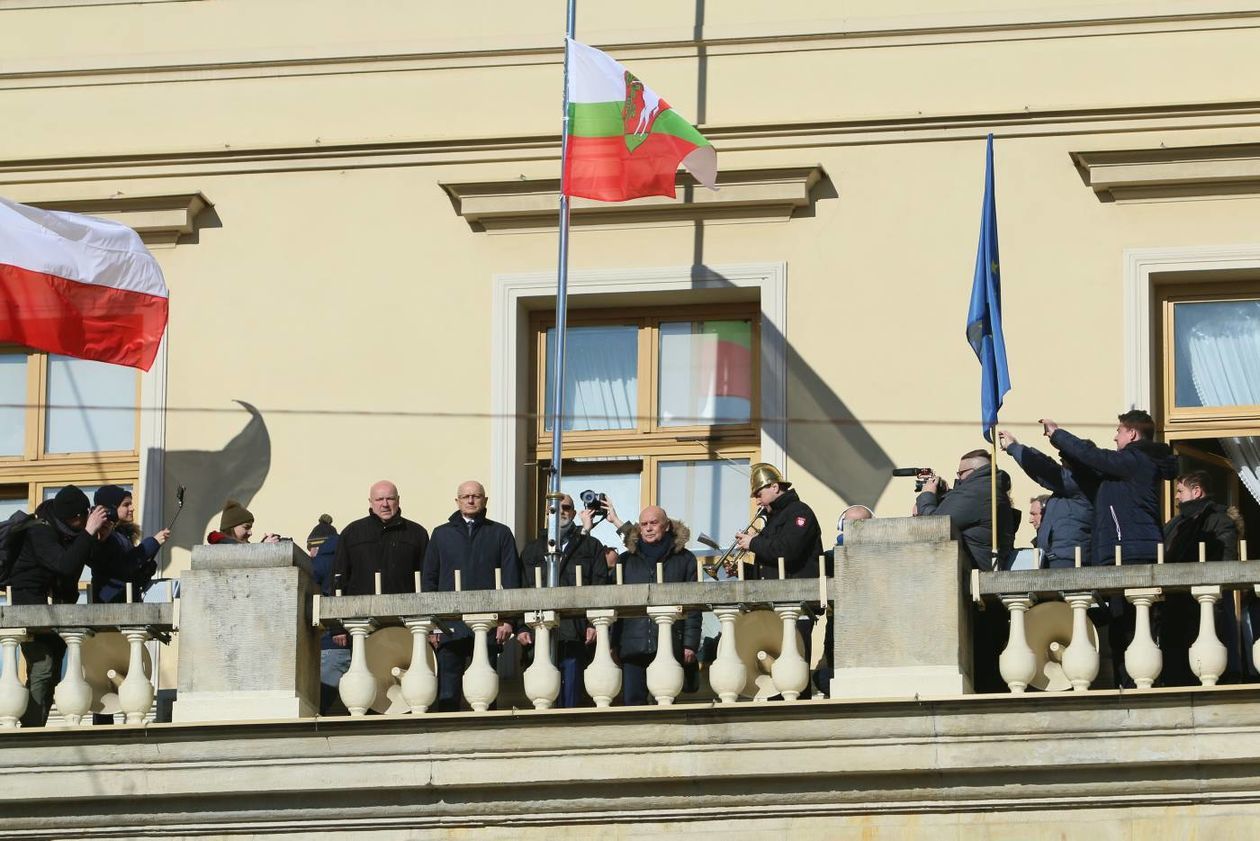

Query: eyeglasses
(956, 468), (974, 479)
(559, 504), (574, 512)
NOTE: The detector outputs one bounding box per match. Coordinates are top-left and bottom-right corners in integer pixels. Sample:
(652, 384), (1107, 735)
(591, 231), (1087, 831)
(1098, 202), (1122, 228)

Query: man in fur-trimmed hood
(612, 506), (702, 706)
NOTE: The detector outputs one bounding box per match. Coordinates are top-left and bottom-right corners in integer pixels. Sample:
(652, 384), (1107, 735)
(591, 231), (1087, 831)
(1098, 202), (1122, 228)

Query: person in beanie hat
(307, 514), (337, 557)
(207, 499), (279, 544)
(7, 485), (111, 726)
(90, 485), (170, 604)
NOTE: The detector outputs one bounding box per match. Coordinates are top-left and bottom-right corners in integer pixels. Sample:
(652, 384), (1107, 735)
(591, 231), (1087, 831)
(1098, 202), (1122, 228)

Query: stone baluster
(523, 610), (560, 710)
(1124, 588), (1163, 689)
(338, 619), (379, 716)
(998, 596), (1037, 693)
(1254, 586), (1260, 677)
(463, 613), (500, 712)
(1188, 585), (1228, 686)
(645, 606), (684, 705)
(117, 628), (155, 724)
(708, 606), (747, 704)
(53, 628), (95, 726)
(399, 617), (437, 714)
(771, 604), (809, 701)
(584, 609), (620, 707)
(0, 629), (29, 728)
(1060, 593), (1099, 691)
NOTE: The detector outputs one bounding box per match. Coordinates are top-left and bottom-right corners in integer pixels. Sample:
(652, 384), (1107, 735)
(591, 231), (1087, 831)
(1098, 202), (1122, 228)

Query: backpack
(0, 509), (34, 587)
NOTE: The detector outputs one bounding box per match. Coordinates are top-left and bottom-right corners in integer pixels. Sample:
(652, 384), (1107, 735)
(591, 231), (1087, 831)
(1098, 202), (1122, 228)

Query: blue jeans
(320, 647), (351, 715)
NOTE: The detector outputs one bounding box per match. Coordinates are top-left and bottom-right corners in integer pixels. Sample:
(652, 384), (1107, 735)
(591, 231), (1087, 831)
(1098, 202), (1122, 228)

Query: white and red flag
(0, 196), (168, 371)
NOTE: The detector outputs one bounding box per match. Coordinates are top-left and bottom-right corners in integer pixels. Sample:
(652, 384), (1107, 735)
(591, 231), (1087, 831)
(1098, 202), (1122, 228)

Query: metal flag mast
(544, 0), (579, 589)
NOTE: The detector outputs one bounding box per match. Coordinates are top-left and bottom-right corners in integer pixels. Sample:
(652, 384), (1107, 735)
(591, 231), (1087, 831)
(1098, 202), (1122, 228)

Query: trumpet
(703, 507), (767, 580)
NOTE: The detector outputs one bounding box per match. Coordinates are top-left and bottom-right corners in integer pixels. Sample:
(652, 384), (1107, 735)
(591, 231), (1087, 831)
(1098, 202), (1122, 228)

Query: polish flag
(0, 196), (168, 371)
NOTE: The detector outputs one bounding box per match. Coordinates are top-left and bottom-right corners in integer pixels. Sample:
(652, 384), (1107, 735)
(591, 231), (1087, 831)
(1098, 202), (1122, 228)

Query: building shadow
(159, 400), (272, 551)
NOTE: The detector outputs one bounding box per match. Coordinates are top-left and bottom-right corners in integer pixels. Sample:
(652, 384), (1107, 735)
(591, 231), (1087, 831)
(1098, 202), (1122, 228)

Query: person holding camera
(913, 449), (1018, 571)
(89, 485), (170, 604)
(206, 499), (282, 545)
(6, 486), (112, 726)
(422, 480), (521, 712)
(520, 493), (609, 707)
(997, 430), (1092, 569)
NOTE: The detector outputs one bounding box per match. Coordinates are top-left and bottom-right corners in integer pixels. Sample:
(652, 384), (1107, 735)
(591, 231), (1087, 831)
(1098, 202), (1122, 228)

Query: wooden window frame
(0, 345), (141, 511)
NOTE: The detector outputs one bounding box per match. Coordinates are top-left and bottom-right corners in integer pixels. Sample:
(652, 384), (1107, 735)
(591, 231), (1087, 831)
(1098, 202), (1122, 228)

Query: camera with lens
(579, 489), (607, 510)
(102, 506), (119, 524)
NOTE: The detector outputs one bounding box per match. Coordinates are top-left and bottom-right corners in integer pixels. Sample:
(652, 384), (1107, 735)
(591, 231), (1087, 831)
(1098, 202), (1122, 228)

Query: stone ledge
(1, 688), (1259, 836)
(975, 560), (1260, 598)
(33, 192), (211, 247)
(0, 603), (172, 630)
(1072, 142), (1260, 202)
(440, 166), (827, 230)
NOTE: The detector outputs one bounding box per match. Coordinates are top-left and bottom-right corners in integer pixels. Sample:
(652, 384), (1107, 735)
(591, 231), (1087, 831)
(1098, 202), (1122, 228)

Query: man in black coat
(421, 480), (521, 712)
(914, 450), (1018, 571)
(332, 480), (430, 596)
(520, 493), (609, 708)
(1161, 470), (1241, 685)
(612, 506), (701, 706)
(1040, 410), (1178, 687)
(8, 486), (111, 727)
(735, 462), (823, 580)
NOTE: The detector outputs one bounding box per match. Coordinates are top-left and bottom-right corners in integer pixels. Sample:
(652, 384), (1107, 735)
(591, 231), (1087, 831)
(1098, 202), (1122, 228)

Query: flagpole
(990, 425), (999, 570)
(545, 0), (578, 589)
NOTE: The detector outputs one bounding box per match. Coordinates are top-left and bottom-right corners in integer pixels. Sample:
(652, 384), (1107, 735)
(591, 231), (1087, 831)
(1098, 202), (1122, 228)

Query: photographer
(7, 486), (111, 726)
(913, 449), (1018, 571)
(206, 499), (281, 544)
(997, 431), (1092, 568)
(90, 485), (170, 603)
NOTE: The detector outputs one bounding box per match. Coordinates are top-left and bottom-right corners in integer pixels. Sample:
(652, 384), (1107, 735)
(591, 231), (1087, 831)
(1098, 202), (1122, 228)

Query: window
(0, 346), (141, 514)
(529, 304), (761, 551)
(1156, 282), (1260, 538)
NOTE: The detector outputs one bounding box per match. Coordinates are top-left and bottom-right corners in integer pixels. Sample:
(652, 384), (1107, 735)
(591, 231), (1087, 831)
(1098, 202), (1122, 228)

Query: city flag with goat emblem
(563, 38), (717, 202)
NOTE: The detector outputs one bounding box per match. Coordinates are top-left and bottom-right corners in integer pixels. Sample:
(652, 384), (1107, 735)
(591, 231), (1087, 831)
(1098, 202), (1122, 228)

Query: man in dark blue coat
(1040, 410), (1178, 687)
(422, 480), (521, 712)
(999, 431), (1093, 568)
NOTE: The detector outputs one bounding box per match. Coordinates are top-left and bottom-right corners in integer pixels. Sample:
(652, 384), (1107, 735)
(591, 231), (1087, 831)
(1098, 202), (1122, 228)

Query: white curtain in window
(545, 326), (637, 432)
(1187, 309), (1260, 504)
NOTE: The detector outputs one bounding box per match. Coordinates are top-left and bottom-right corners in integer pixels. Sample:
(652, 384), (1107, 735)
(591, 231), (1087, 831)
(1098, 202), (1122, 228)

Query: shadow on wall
(689, 264), (893, 508)
(159, 400), (272, 552)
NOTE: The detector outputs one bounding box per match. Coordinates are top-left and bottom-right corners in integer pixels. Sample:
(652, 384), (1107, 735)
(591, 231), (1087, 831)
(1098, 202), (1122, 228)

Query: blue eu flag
(966, 134), (1010, 443)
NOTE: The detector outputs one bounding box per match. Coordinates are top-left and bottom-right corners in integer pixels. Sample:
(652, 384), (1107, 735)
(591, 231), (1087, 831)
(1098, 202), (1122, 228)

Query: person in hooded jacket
(520, 493), (609, 708)
(998, 431), (1093, 567)
(89, 485), (169, 603)
(611, 505), (702, 706)
(1161, 470), (1241, 685)
(1041, 410), (1179, 687)
(421, 480), (521, 712)
(7, 486), (111, 727)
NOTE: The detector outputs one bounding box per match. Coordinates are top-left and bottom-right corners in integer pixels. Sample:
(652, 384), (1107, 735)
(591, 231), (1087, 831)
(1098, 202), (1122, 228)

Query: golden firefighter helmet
(749, 462), (791, 498)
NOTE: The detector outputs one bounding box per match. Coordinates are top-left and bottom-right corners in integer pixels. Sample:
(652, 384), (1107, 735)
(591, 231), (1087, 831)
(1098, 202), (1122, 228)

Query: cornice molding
(442, 166), (826, 230)
(1, 4), (1259, 88)
(1073, 142), (1260, 202)
(32, 192), (211, 246)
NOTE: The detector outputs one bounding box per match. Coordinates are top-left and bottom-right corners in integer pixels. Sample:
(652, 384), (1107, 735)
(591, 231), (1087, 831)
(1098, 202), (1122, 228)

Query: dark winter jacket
(612, 520), (702, 660)
(748, 488), (824, 579)
(310, 536), (347, 650)
(1049, 430), (1178, 565)
(1006, 442), (1094, 568)
(91, 524), (161, 603)
(1164, 498), (1239, 563)
(916, 464), (1018, 570)
(422, 512), (521, 642)
(521, 525), (609, 643)
(7, 500), (98, 605)
(333, 511), (430, 596)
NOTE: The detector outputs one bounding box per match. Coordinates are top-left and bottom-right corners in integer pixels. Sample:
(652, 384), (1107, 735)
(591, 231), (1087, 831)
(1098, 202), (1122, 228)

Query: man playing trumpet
(734, 463), (823, 580)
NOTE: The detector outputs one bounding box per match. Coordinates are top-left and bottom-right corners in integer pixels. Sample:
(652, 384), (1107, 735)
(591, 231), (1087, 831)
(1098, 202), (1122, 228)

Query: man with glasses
(913, 449), (1018, 572)
(519, 493), (609, 707)
(422, 480), (522, 711)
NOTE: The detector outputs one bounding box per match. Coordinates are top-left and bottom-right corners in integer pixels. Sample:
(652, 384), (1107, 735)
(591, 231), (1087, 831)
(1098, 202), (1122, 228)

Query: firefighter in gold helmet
(734, 463), (823, 580)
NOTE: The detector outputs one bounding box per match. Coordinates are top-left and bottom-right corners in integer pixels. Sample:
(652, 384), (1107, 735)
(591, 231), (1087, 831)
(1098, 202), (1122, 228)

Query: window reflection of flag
(702, 321), (751, 423)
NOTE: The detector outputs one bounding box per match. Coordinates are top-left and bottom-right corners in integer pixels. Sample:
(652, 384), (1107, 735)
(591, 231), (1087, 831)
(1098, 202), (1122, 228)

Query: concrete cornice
(25, 192), (211, 246)
(2, 687), (1260, 835)
(440, 166), (826, 230)
(2, 4), (1259, 88)
(1073, 141), (1260, 201)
